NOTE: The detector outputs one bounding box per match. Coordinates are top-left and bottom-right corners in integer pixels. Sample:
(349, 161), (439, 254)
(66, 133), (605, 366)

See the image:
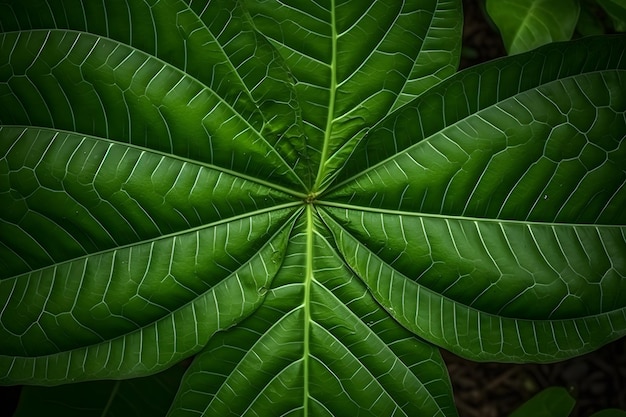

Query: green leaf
(597, 0), (626, 31)
(167, 209), (456, 417)
(325, 36), (626, 361)
(245, 0), (462, 189)
(486, 0), (580, 54)
(0, 126), (298, 383)
(508, 387), (575, 417)
(13, 362), (186, 417)
(1, 1), (625, 416)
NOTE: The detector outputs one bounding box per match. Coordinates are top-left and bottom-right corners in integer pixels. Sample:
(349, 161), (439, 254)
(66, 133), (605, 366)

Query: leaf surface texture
(1, 1), (625, 416)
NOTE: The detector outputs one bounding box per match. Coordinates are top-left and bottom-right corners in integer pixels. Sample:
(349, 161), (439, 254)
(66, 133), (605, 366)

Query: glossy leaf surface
(1, 1), (625, 416)
(486, 0), (580, 54)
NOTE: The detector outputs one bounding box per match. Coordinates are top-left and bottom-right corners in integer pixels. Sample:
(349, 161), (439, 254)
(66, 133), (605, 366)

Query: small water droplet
(271, 251), (281, 264)
(257, 286), (268, 296)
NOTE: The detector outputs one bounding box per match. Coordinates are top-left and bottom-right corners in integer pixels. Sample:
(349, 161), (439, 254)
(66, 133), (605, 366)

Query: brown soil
(444, 338), (626, 417)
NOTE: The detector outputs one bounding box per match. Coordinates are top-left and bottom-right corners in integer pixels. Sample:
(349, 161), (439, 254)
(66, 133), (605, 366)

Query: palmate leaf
(0, 1), (624, 417)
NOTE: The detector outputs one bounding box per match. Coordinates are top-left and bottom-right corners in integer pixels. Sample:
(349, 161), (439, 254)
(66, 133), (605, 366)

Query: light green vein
(303, 204), (314, 416)
(313, 0), (338, 192)
(317, 200), (626, 228)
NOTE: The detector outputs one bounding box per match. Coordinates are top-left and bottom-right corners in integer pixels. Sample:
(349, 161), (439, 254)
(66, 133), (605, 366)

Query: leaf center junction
(304, 192), (318, 204)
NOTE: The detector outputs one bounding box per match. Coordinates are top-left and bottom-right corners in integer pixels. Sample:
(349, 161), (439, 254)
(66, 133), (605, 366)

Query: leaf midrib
(313, 0), (338, 193)
(3, 201), (303, 282)
(319, 207), (626, 325)
(303, 204), (314, 416)
(0, 207), (303, 364)
(510, 0), (541, 51)
(2, 124), (308, 199)
(324, 67), (626, 197)
(2, 27), (307, 192)
(318, 200), (625, 228)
